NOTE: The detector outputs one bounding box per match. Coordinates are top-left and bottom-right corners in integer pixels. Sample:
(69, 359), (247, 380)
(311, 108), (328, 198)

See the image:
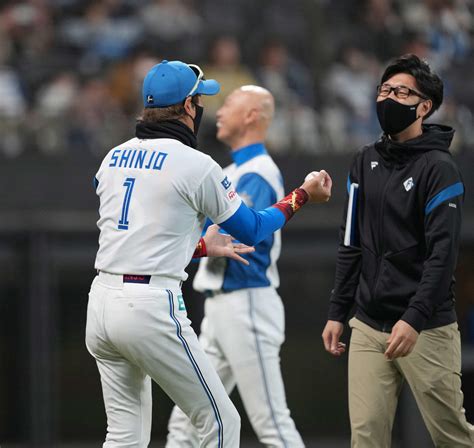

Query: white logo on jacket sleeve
(371, 161), (379, 170)
(403, 177), (414, 191)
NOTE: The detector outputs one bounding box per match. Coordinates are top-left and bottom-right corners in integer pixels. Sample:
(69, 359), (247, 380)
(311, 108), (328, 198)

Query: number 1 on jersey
(118, 177), (135, 230)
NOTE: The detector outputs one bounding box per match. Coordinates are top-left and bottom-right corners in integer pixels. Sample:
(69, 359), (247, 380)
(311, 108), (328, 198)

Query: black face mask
(191, 104), (204, 136)
(376, 98), (422, 135)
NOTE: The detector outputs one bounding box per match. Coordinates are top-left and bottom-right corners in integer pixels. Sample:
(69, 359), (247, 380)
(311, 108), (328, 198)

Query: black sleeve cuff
(400, 307), (427, 333)
(327, 300), (353, 323)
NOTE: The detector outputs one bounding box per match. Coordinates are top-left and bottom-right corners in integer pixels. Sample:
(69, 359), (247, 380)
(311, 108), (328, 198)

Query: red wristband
(192, 237), (207, 258)
(271, 188), (309, 222)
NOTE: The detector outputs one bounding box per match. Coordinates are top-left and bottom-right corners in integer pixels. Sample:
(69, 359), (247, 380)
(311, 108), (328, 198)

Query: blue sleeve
(219, 202), (286, 246)
(236, 173), (277, 210)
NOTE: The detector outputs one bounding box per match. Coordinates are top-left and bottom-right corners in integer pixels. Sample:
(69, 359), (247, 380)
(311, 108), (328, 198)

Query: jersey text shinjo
(109, 148), (169, 171)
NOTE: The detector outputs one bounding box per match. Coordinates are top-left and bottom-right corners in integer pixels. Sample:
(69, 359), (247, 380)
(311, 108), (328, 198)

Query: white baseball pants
(86, 272), (240, 448)
(166, 287), (304, 448)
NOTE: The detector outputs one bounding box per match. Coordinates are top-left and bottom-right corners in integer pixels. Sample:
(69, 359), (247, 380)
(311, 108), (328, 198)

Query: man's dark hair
(381, 54), (443, 119)
(138, 95), (200, 123)
(138, 103), (186, 122)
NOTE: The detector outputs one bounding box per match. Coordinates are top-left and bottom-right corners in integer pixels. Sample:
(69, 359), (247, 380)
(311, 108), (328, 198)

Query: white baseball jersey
(94, 137), (241, 281)
(193, 143), (284, 292)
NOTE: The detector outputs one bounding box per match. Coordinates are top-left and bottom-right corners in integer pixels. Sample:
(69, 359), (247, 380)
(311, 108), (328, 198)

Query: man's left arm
(386, 160), (464, 359)
(402, 160), (464, 331)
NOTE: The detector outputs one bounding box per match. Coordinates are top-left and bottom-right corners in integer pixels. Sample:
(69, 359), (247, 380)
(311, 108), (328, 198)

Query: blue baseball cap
(142, 60), (220, 108)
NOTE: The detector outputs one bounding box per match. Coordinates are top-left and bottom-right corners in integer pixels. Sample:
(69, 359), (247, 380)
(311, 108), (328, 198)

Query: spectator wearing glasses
(322, 54), (474, 447)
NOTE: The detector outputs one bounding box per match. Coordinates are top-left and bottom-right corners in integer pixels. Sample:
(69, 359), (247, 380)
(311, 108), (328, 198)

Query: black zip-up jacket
(328, 124), (464, 333)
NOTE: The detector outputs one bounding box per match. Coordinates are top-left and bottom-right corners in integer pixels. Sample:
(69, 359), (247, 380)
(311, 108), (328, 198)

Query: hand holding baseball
(301, 170), (332, 203)
(305, 171), (320, 182)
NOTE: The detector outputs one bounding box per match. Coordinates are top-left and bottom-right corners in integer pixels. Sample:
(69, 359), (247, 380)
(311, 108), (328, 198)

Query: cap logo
(146, 94), (154, 104)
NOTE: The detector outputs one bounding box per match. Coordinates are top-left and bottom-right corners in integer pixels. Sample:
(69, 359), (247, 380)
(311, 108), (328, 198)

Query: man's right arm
(327, 246), (362, 322)
(194, 164), (332, 246)
(327, 162), (362, 323)
(323, 156), (362, 356)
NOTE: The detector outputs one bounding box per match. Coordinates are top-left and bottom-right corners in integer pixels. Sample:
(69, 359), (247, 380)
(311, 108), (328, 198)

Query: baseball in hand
(305, 171), (320, 182)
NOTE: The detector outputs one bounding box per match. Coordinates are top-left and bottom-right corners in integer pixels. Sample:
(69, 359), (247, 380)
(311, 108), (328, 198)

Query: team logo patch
(371, 161), (378, 170)
(177, 295), (186, 311)
(221, 176), (232, 190)
(403, 177), (414, 191)
(227, 190), (237, 200)
(146, 94), (154, 104)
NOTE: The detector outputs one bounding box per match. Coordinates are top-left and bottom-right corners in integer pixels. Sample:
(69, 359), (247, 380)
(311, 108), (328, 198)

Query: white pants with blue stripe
(166, 287), (304, 448)
(86, 273), (240, 448)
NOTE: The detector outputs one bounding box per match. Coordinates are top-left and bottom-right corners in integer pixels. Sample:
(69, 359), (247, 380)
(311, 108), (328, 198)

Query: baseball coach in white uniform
(86, 60), (332, 448)
(167, 86), (305, 447)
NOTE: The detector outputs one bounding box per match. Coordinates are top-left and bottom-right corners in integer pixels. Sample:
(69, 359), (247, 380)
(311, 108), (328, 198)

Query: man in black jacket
(322, 54), (473, 447)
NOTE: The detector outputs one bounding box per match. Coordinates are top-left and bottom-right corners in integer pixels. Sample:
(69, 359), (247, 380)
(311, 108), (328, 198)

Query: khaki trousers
(348, 317), (474, 448)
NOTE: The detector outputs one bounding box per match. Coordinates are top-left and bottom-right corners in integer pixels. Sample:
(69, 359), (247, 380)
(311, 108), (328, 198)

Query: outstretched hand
(203, 224), (255, 265)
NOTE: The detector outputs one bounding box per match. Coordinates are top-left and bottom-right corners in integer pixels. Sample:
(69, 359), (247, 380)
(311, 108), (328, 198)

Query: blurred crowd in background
(1, 0), (474, 158)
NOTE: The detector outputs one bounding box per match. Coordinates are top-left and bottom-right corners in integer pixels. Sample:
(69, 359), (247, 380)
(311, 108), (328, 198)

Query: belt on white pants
(97, 271), (182, 289)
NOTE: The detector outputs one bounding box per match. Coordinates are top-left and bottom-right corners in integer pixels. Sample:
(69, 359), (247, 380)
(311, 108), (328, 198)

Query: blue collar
(231, 143), (267, 167)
